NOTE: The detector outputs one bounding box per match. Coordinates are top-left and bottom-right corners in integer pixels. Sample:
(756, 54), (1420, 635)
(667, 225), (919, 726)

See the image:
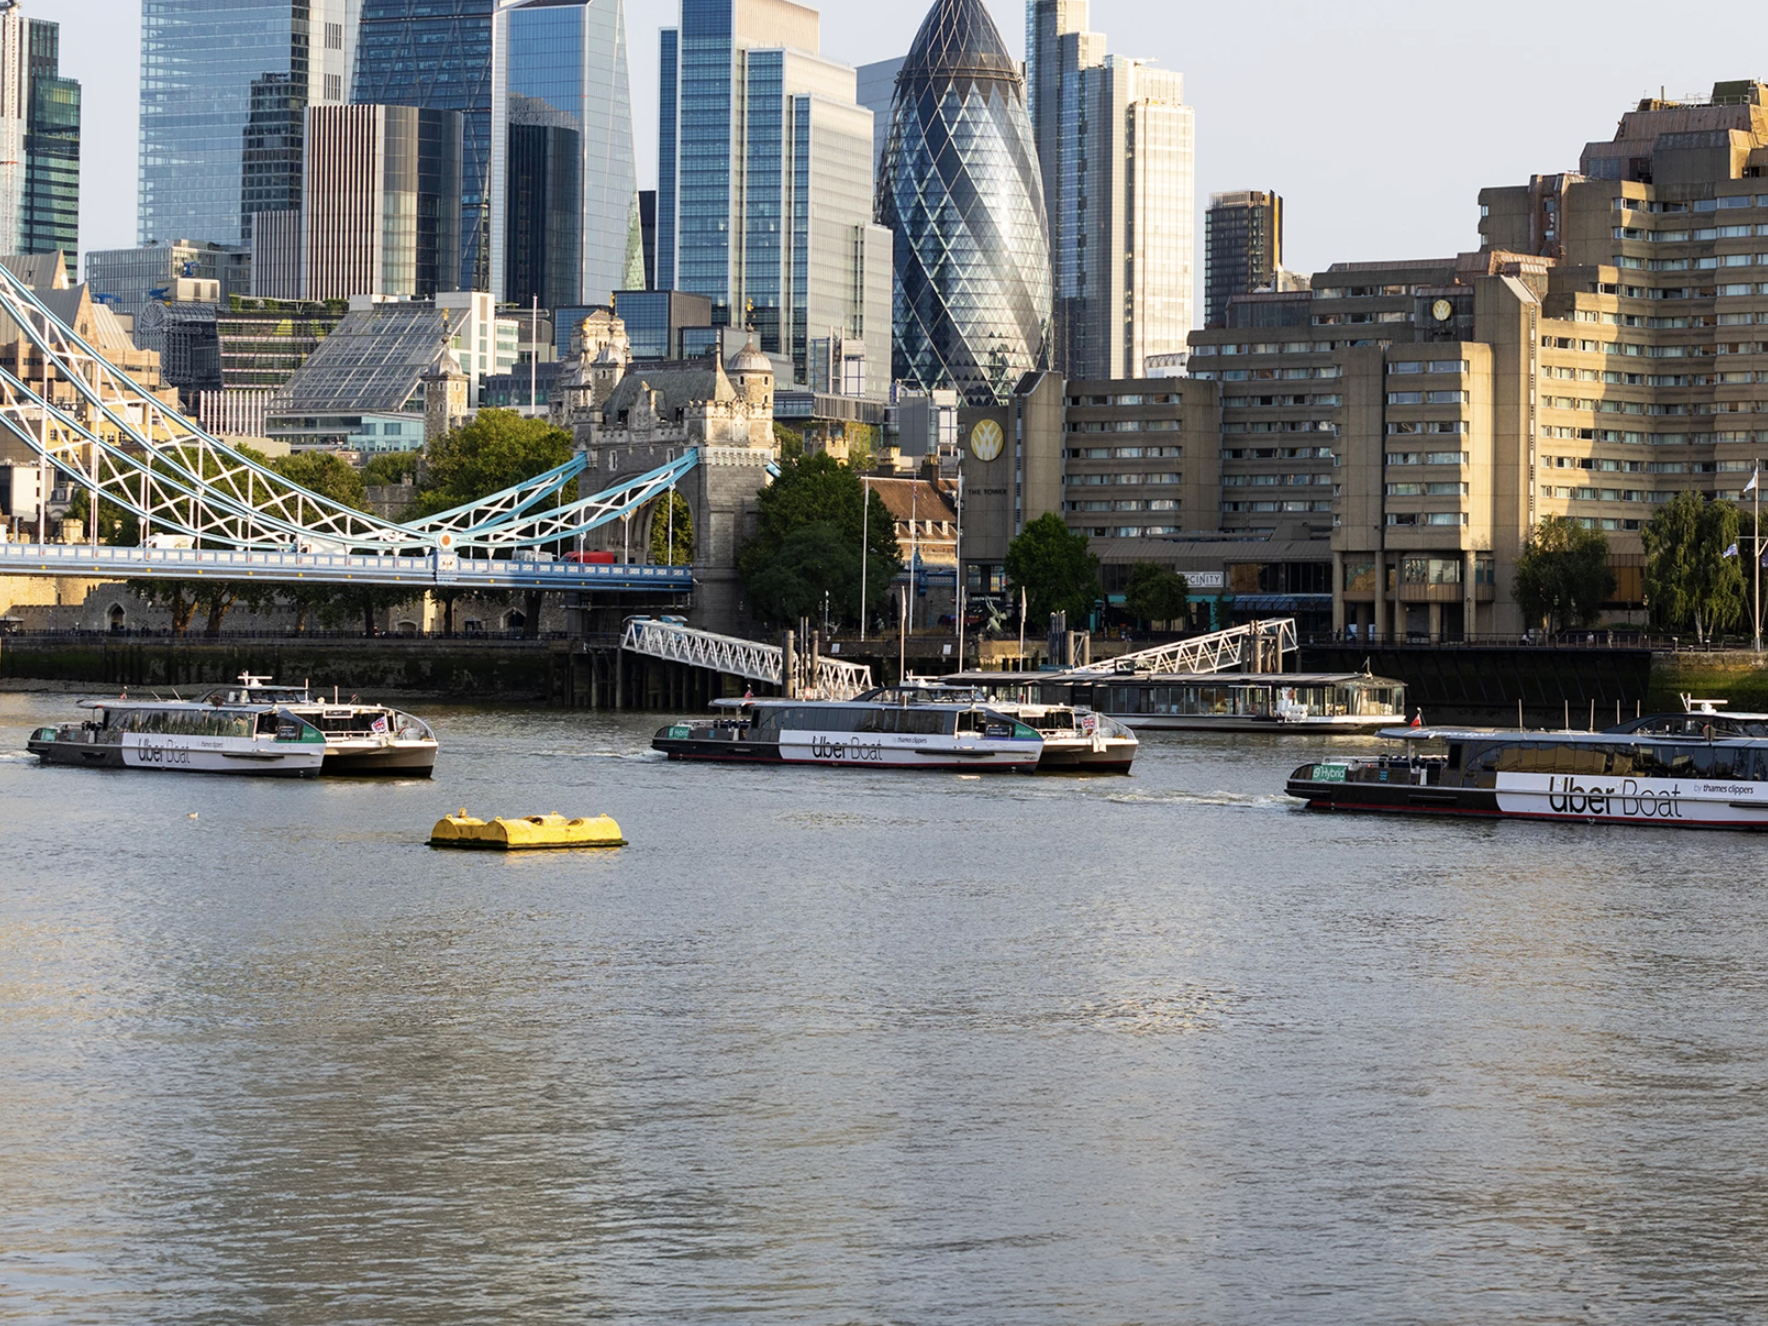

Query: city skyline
(35, 0), (1766, 290)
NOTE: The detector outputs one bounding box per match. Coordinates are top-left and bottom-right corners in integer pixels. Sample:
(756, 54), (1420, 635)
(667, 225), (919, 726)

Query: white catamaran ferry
(653, 697), (1044, 772)
(192, 675), (439, 776)
(1287, 698), (1768, 830)
(28, 697), (329, 776)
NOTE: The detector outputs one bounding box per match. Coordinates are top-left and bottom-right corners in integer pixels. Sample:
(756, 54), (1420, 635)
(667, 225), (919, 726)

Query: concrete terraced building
(1173, 80), (1768, 640)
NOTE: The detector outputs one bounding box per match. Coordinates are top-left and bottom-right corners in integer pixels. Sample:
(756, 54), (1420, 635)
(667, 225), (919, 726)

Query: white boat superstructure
(27, 698), (328, 776)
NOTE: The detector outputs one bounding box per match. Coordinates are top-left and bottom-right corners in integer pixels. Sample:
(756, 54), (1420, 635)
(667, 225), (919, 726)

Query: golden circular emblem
(969, 419), (1005, 462)
(1431, 298), (1455, 323)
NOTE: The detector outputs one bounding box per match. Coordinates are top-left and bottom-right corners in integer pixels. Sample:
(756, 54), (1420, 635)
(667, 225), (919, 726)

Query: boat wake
(1104, 788), (1293, 811)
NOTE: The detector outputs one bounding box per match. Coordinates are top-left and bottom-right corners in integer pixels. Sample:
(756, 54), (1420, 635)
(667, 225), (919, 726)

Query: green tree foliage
(743, 524), (861, 626)
(1006, 513), (1100, 622)
(1514, 515), (1617, 634)
(360, 450), (422, 487)
(773, 422), (805, 461)
(1643, 491), (1746, 642)
(1122, 562), (1190, 627)
(739, 451), (900, 627)
(271, 450), (367, 510)
(648, 491), (694, 566)
(410, 409), (576, 522)
(64, 488), (138, 546)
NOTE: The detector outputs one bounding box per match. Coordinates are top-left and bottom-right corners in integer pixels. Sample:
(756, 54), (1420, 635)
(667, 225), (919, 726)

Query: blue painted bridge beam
(0, 543), (696, 594)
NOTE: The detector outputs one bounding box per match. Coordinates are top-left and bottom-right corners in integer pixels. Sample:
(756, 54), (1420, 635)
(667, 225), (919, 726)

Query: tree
(410, 410), (577, 638)
(125, 579), (199, 635)
(361, 450), (422, 487)
(1006, 513), (1100, 623)
(271, 450), (367, 510)
(773, 422), (805, 461)
(1122, 562), (1190, 628)
(1643, 491), (1746, 643)
(1514, 515), (1616, 634)
(739, 451), (900, 627)
(410, 409), (576, 520)
(64, 488), (139, 546)
(648, 491), (694, 566)
(743, 524), (861, 626)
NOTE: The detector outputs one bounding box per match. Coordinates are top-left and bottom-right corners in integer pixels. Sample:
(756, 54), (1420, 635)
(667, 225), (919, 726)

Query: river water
(2, 693), (1766, 1325)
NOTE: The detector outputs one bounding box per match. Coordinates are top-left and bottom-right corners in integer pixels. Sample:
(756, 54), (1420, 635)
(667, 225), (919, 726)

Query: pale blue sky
(32, 0), (1768, 281)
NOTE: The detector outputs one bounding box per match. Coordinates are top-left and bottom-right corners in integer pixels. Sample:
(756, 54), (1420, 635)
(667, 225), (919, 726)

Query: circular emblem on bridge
(969, 419), (1004, 463)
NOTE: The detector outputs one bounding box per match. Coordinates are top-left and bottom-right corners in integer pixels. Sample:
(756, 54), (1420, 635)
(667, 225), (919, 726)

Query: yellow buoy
(429, 808), (627, 850)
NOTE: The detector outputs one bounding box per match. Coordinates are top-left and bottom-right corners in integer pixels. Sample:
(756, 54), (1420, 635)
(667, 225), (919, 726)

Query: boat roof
(948, 670), (1399, 686)
(78, 697), (286, 713)
(711, 696), (1002, 711)
(1382, 725), (1768, 745)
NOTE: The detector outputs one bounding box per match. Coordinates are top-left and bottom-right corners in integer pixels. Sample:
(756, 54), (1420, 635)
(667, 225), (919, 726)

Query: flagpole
(1755, 457), (1762, 655)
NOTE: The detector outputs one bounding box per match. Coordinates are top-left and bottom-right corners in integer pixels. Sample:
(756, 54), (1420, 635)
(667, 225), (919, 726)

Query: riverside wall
(0, 637), (557, 700)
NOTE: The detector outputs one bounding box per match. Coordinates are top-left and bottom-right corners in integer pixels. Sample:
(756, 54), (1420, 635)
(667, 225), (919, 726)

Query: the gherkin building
(879, 0), (1052, 406)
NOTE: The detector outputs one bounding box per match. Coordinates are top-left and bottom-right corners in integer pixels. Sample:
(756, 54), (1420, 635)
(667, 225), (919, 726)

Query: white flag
(1748, 469), (1760, 495)
(1724, 543), (1740, 559)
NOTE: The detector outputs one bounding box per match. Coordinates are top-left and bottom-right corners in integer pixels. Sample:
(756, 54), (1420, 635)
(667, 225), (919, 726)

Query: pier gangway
(621, 618), (874, 700)
(1068, 618), (1298, 677)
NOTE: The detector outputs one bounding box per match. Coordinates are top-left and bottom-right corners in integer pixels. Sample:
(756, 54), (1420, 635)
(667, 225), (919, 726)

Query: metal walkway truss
(1069, 618), (1298, 676)
(622, 618), (873, 699)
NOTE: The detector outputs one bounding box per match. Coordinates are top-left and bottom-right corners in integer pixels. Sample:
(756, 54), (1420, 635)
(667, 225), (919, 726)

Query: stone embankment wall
(1646, 651), (1768, 713)
(0, 637), (555, 699)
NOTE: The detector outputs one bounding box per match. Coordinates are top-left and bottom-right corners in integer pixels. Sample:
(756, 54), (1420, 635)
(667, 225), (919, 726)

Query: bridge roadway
(0, 542), (696, 593)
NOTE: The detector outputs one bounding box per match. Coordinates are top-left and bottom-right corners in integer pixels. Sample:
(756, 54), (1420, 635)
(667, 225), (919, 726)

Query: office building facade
(855, 55), (902, 196)
(880, 0), (1051, 405)
(491, 0), (642, 312)
(354, 0), (495, 292)
(657, 0), (892, 393)
(299, 103), (464, 302)
(1205, 190), (1283, 329)
(138, 0), (353, 248)
(85, 239), (252, 321)
(1174, 81), (1768, 639)
(1028, 0), (1193, 380)
(22, 13), (77, 272)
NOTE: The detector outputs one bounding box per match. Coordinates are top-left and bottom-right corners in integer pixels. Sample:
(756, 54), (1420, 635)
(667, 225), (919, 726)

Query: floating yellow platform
(430, 809), (627, 850)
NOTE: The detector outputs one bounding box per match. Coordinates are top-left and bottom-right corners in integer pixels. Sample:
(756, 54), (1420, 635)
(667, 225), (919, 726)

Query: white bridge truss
(1069, 618), (1299, 676)
(0, 265), (712, 591)
(622, 618), (874, 700)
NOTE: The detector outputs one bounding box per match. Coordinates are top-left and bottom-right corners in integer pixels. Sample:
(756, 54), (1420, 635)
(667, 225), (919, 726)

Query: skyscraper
(15, 6), (77, 271)
(491, 0), (642, 312)
(879, 0), (1050, 405)
(1204, 190), (1283, 328)
(138, 0), (353, 248)
(300, 103), (464, 301)
(656, 0), (892, 393)
(855, 56), (902, 195)
(1028, 0), (1193, 380)
(354, 0), (496, 292)
(0, 3), (28, 253)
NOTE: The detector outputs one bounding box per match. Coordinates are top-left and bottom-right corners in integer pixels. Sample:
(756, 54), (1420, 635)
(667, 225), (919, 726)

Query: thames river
(2, 693), (1766, 1324)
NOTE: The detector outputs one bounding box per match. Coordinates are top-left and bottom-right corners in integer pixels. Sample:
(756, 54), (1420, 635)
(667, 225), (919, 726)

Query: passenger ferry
(193, 674), (438, 776)
(1286, 699), (1768, 830)
(28, 696), (328, 776)
(653, 696), (1044, 771)
(864, 682), (1138, 773)
(950, 670), (1407, 734)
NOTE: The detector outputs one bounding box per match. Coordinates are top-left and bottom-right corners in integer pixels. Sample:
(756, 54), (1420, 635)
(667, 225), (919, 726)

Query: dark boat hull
(1287, 776), (1768, 830)
(321, 745), (438, 777)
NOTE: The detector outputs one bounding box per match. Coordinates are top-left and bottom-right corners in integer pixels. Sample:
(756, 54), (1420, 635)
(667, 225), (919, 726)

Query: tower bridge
(0, 265), (721, 596)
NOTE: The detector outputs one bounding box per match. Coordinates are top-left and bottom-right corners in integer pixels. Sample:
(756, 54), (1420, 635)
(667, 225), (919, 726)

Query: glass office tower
(21, 14), (77, 271)
(656, 0), (891, 392)
(138, 0), (352, 248)
(491, 0), (642, 311)
(355, 0), (495, 291)
(880, 0), (1051, 405)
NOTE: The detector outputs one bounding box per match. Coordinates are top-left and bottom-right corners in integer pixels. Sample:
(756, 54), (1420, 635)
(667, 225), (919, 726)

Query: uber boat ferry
(193, 674), (438, 776)
(862, 683), (1139, 773)
(950, 670), (1407, 734)
(653, 696), (1044, 772)
(28, 697), (328, 776)
(1286, 699), (1768, 830)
